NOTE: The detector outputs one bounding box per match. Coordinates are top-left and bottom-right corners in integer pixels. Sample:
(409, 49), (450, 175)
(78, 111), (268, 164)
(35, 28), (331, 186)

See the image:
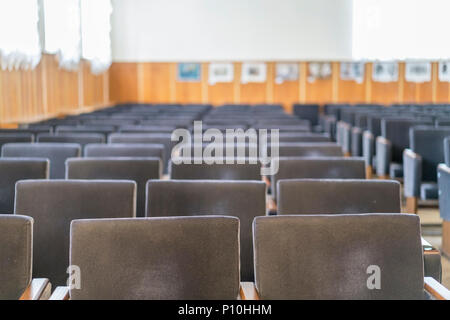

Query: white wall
(111, 0), (353, 62)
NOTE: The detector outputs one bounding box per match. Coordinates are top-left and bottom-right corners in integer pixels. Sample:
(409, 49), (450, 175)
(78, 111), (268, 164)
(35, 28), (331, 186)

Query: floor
(416, 204), (450, 287)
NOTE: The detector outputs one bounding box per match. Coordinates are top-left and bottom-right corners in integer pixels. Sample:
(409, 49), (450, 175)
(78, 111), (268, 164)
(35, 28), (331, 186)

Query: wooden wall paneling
(304, 62), (333, 104)
(435, 71), (450, 104)
(337, 62), (367, 104)
(233, 63), (241, 104)
(0, 67), (4, 121)
(109, 63), (138, 104)
(239, 63), (267, 104)
(207, 63), (235, 106)
(402, 62), (433, 104)
(174, 63), (203, 104)
(273, 62), (300, 112)
(141, 63), (172, 103)
(201, 62), (208, 103)
(299, 62), (307, 103)
(370, 62), (400, 105)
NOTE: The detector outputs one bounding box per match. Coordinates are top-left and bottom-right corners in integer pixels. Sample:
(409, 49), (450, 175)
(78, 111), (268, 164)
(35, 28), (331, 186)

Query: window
(0, 0), (41, 70)
(81, 0), (112, 74)
(353, 0), (450, 60)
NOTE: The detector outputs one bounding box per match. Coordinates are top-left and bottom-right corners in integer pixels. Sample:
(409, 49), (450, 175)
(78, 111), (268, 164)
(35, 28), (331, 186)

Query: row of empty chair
(0, 102), (449, 300)
(2, 179), (448, 299)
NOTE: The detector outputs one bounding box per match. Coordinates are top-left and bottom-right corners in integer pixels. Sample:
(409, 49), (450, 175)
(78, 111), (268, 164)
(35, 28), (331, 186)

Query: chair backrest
(382, 118), (433, 162)
(410, 126), (450, 181)
(271, 158), (366, 200)
(170, 160), (261, 180)
(0, 215), (33, 300)
(445, 137), (450, 167)
(108, 133), (174, 173)
(70, 216), (240, 300)
(0, 133), (34, 151)
(253, 214), (424, 299)
(14, 180), (136, 286)
(0, 159), (49, 214)
(276, 143), (343, 157)
(146, 180), (266, 281)
(66, 158), (161, 217)
(84, 143), (164, 164)
(277, 133), (331, 143)
(37, 133), (105, 154)
(293, 104), (319, 126)
(277, 179), (401, 215)
(2, 143), (81, 179)
(55, 125), (115, 136)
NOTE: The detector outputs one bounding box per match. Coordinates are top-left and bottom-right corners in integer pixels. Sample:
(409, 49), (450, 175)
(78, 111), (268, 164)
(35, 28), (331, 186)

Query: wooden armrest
(19, 278), (51, 300)
(424, 277), (450, 300)
(240, 282), (260, 300)
(422, 237), (440, 254)
(376, 136), (390, 145)
(266, 196), (277, 213)
(404, 149), (419, 159)
(439, 163), (450, 174)
(49, 286), (70, 300)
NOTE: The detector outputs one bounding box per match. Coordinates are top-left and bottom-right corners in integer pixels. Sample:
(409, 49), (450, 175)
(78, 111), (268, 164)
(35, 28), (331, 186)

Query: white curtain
(0, 0), (41, 70)
(43, 0), (81, 70)
(81, 0), (112, 74)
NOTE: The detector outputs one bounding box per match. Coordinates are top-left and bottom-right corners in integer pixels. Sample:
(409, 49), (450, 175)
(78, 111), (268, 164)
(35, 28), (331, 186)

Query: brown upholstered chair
(270, 157), (366, 201)
(66, 157), (161, 217)
(0, 215), (51, 300)
(0, 159), (49, 214)
(2, 143), (81, 179)
(14, 180), (136, 287)
(275, 179), (442, 283)
(146, 180), (266, 281)
(51, 216), (241, 300)
(240, 214), (450, 300)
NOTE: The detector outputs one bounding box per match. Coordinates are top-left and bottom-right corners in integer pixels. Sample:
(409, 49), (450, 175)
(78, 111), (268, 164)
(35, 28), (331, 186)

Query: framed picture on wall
(275, 63), (299, 84)
(439, 62), (450, 82)
(241, 62), (267, 84)
(372, 62), (398, 82)
(177, 63), (201, 82)
(307, 62), (331, 83)
(405, 62), (431, 83)
(340, 62), (365, 83)
(208, 63), (234, 85)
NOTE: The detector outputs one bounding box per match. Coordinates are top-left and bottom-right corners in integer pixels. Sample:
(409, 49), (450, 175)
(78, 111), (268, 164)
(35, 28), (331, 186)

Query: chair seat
(390, 162), (403, 178)
(421, 182), (439, 200)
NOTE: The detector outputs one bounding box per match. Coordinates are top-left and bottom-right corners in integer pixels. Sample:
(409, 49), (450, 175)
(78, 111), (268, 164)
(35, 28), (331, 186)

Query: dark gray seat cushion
(277, 179), (401, 215)
(0, 215), (33, 300)
(14, 180), (136, 286)
(146, 180), (266, 281)
(0, 159), (49, 214)
(253, 214), (424, 299)
(2, 143), (81, 179)
(70, 216), (240, 300)
(66, 158), (161, 217)
(271, 157), (366, 200)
